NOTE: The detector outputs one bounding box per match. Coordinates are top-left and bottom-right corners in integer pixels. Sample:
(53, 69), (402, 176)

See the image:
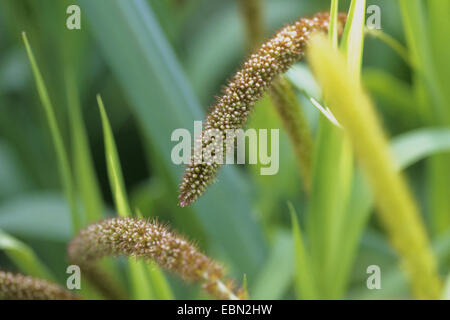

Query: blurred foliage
(0, 0), (449, 299)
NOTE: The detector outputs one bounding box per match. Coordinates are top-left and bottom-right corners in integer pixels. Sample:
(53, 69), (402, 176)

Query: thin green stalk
(305, 0), (357, 299)
(365, 28), (411, 66)
(270, 77), (313, 192)
(289, 204), (318, 299)
(329, 0), (340, 48)
(66, 70), (104, 224)
(97, 95), (132, 218)
(97, 95), (174, 300)
(22, 32), (82, 233)
(0, 230), (54, 281)
(238, 0), (264, 51)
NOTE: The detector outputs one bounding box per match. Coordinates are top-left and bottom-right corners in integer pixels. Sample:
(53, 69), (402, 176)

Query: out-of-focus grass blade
(443, 273), (450, 300)
(308, 34), (442, 299)
(426, 0), (450, 237)
(0, 140), (29, 200)
(365, 29), (411, 66)
(128, 259), (155, 300)
(22, 32), (82, 233)
(428, 0), (450, 111)
(305, 1), (365, 299)
(399, 0), (450, 236)
(146, 261), (174, 300)
(66, 72), (103, 223)
(0, 229), (54, 280)
(340, 0), (366, 80)
(306, 115), (352, 297)
(334, 127), (450, 296)
(363, 69), (418, 130)
(247, 95), (300, 224)
(350, 230), (450, 299)
(250, 230), (293, 300)
(329, 0), (339, 48)
(399, 0), (449, 123)
(80, 0), (266, 275)
(327, 0), (365, 298)
(0, 192), (71, 241)
(97, 95), (173, 300)
(392, 128), (450, 169)
(98, 95), (153, 299)
(97, 95), (132, 218)
(289, 203), (317, 300)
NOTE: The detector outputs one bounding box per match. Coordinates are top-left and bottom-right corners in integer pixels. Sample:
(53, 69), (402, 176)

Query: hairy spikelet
(68, 217), (238, 299)
(179, 12), (347, 206)
(0, 270), (78, 300)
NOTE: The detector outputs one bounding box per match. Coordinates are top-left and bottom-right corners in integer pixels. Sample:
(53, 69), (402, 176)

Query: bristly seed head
(68, 217), (238, 299)
(178, 12), (347, 207)
(0, 270), (78, 300)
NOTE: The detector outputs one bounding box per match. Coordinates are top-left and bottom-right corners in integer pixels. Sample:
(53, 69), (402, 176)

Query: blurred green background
(0, 0), (449, 299)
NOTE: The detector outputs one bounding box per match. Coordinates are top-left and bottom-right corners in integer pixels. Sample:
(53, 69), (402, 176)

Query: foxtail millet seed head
(68, 217), (238, 299)
(179, 12), (347, 207)
(0, 270), (78, 300)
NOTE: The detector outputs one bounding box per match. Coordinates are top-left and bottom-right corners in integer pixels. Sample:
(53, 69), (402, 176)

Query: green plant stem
(365, 28), (411, 66)
(270, 77), (313, 192)
(65, 71), (104, 224)
(238, 0), (264, 51)
(308, 34), (442, 299)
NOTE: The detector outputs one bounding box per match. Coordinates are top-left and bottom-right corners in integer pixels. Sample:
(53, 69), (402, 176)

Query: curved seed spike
(179, 12), (347, 207)
(68, 217), (239, 299)
(0, 270), (78, 300)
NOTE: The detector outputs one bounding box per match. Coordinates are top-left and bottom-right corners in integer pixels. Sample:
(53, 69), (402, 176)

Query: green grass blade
(146, 261), (175, 300)
(333, 127), (450, 296)
(443, 273), (450, 300)
(363, 69), (418, 129)
(128, 259), (155, 300)
(0, 193), (71, 241)
(308, 34), (442, 299)
(66, 72), (104, 223)
(399, 0), (450, 236)
(340, 0), (366, 80)
(365, 29), (411, 66)
(0, 229), (54, 281)
(97, 95), (132, 218)
(304, 0), (365, 299)
(328, 0), (366, 298)
(426, 0), (450, 236)
(250, 231), (294, 300)
(306, 116), (352, 298)
(22, 32), (82, 233)
(392, 128), (450, 169)
(81, 0), (266, 275)
(329, 0), (339, 48)
(289, 203), (317, 300)
(97, 95), (173, 300)
(399, 0), (450, 122)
